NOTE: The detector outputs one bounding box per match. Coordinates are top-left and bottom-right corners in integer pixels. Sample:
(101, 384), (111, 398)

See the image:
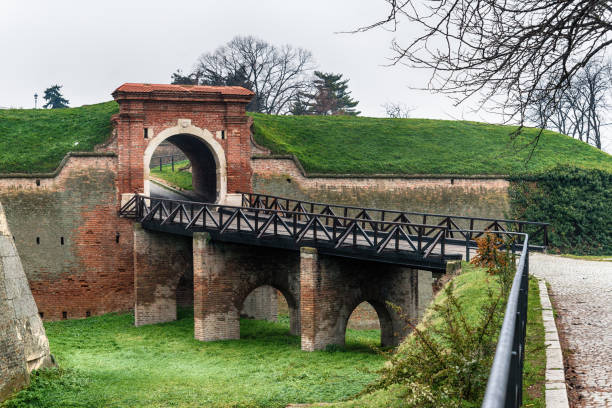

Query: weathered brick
(133, 224), (192, 326)
(193, 234), (300, 341)
(252, 158), (510, 220)
(299, 247), (433, 351)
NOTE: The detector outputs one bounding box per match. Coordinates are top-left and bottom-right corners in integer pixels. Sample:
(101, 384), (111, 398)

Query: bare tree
(192, 36), (315, 114)
(529, 60), (611, 149)
(355, 0), (612, 142)
(382, 102), (414, 118)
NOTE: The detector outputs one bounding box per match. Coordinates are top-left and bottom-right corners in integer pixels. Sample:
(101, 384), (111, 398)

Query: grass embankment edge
(323, 265), (546, 407)
(2, 102), (611, 176)
(558, 254), (612, 262)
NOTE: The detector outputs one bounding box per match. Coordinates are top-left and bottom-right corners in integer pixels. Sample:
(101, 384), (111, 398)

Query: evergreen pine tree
(170, 69), (198, 85)
(42, 85), (69, 109)
(303, 71), (360, 115)
(289, 93), (310, 115)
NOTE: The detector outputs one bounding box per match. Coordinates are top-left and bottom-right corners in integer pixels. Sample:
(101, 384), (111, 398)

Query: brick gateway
(0, 83), (546, 351)
(114, 84), (438, 349)
(112, 84), (547, 350)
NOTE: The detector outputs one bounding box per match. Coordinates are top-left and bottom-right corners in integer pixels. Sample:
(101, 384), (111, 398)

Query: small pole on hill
(34, 93), (38, 109)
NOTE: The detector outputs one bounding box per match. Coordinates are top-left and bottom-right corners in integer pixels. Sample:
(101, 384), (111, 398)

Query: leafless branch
(354, 0), (612, 146)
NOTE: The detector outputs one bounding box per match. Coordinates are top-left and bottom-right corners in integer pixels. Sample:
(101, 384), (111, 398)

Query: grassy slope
(3, 312), (382, 408)
(327, 265), (545, 407)
(1, 102), (610, 175)
(2, 268), (545, 408)
(0, 102), (118, 173)
(150, 160), (193, 190)
(251, 113), (612, 175)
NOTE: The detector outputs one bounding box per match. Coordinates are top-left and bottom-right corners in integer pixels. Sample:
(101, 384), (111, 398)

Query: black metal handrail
(240, 192), (549, 249)
(149, 153), (188, 171)
(481, 231), (530, 408)
(119, 194), (453, 260)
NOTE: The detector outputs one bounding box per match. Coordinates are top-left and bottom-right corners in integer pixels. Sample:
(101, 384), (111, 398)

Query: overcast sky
(1, 0), (610, 152)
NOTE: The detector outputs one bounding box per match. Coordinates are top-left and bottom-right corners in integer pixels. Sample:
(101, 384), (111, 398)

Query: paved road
(529, 253), (612, 407)
(150, 182), (192, 201)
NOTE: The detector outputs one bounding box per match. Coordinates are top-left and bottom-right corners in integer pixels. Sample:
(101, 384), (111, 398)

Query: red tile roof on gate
(113, 83), (254, 96)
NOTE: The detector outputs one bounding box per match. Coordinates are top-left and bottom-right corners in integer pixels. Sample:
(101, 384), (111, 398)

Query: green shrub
(509, 165), (612, 255)
(360, 259), (514, 407)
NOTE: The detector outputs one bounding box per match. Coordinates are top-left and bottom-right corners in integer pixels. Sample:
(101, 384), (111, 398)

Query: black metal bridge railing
(241, 192), (549, 251)
(119, 194), (460, 269)
(480, 231), (530, 408)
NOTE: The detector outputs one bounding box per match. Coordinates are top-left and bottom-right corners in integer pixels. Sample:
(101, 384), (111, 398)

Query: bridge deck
(120, 194), (546, 272)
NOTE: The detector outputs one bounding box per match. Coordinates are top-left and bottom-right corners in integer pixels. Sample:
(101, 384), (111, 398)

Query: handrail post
(373, 222), (378, 246)
(418, 226), (422, 252)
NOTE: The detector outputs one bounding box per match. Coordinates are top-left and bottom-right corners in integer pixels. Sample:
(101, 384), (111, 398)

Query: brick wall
(241, 285), (278, 322)
(347, 302), (381, 330)
(0, 85), (256, 322)
(252, 158), (510, 220)
(300, 247), (433, 351)
(133, 224), (192, 326)
(115, 95), (253, 197)
(0, 155), (134, 321)
(193, 233), (301, 341)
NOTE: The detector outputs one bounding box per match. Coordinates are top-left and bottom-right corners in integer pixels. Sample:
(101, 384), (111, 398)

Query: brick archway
(143, 122), (227, 203)
(343, 299), (395, 347)
(112, 83), (255, 203)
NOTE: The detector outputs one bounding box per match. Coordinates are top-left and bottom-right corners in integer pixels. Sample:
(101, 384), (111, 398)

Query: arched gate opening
(143, 123), (227, 204)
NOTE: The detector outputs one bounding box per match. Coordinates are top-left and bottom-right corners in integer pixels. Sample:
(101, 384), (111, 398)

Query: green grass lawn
(150, 160), (193, 190)
(2, 101), (610, 175)
(0, 102), (118, 173)
(3, 264), (545, 407)
(2, 310), (383, 408)
(251, 113), (612, 175)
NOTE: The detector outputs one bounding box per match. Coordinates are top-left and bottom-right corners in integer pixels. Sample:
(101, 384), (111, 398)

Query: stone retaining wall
(252, 157), (510, 219)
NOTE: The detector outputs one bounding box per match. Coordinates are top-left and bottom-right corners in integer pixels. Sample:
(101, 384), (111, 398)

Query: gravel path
(529, 253), (612, 407)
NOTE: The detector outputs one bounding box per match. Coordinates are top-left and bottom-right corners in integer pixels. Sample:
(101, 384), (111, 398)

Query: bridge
(121, 192), (547, 273)
(120, 191), (547, 351)
(109, 83), (546, 406)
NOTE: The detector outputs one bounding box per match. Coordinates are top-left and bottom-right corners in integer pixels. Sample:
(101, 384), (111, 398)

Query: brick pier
(133, 227), (433, 350)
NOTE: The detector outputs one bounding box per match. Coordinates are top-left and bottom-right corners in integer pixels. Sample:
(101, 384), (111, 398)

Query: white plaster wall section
(142, 119), (227, 204)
